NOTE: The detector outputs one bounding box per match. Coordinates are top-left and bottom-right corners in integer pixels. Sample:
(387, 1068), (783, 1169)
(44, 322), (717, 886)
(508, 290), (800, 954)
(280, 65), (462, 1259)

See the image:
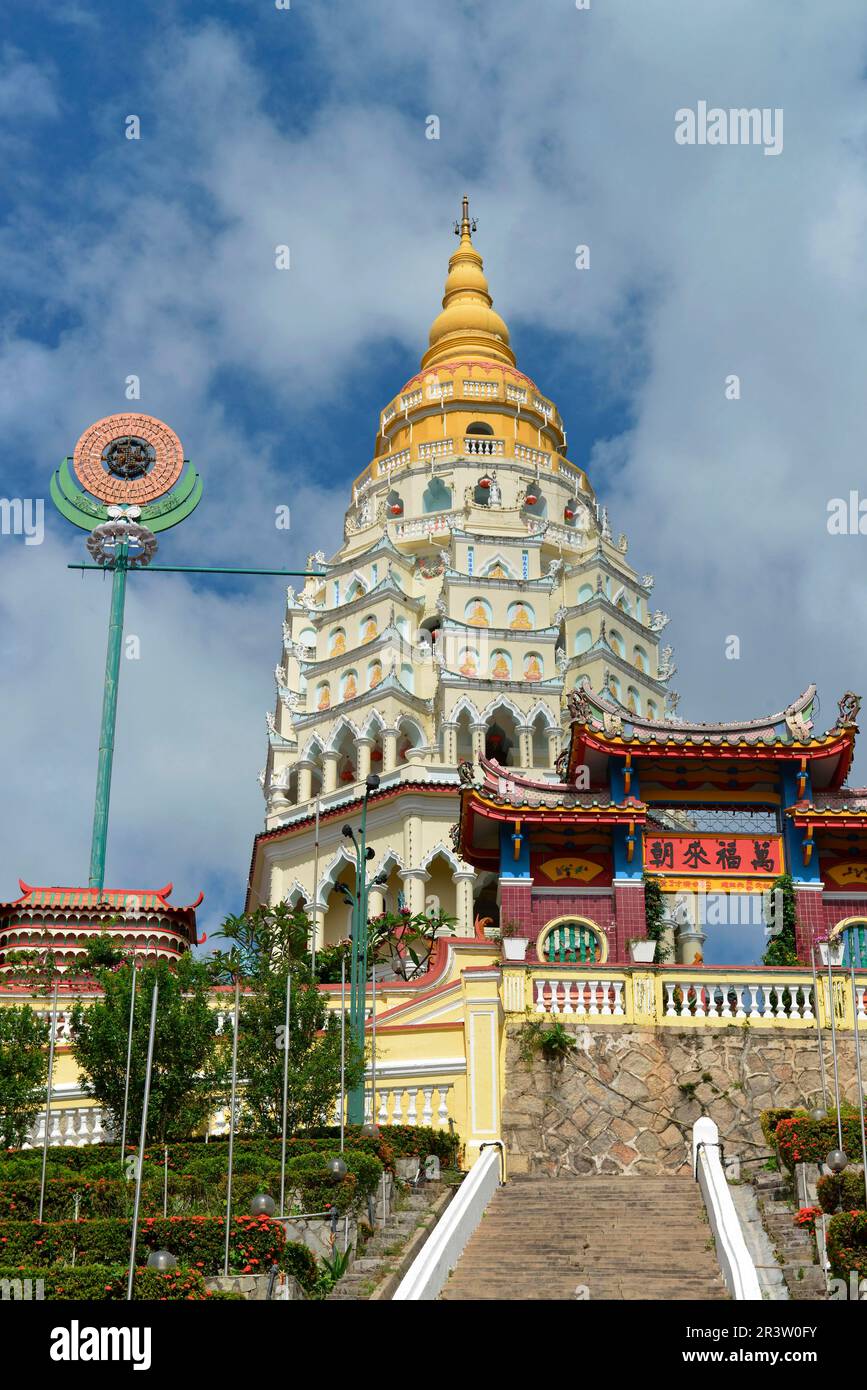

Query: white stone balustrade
(371, 1084), (453, 1128)
(463, 437), (504, 456)
(25, 1106), (113, 1148)
(662, 979), (814, 1022)
(418, 439), (454, 461)
(514, 443), (550, 467)
(534, 977), (624, 1017)
(463, 379), (499, 398)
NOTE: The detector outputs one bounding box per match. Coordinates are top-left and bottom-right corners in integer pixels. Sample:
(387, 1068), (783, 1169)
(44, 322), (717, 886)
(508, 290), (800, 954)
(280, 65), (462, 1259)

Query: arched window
(299, 626), (316, 649)
(523, 652), (543, 682)
(626, 686), (641, 715)
(458, 647), (479, 677)
(489, 649), (511, 680)
(359, 613), (378, 643)
(315, 682), (331, 711)
(608, 675), (622, 701)
(538, 918), (605, 965)
(422, 477), (452, 513)
(400, 662), (414, 693)
(609, 629), (625, 659)
(367, 660), (383, 690)
(341, 670), (358, 701)
(634, 646), (649, 674)
(647, 699), (659, 721)
(466, 421), (494, 435)
(329, 628), (346, 657)
(574, 627), (592, 655)
(577, 584), (594, 605)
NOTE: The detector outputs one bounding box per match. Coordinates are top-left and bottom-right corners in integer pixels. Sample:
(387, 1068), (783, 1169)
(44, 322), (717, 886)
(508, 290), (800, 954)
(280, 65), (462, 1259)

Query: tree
(0, 1005), (50, 1148)
(211, 902), (363, 1135)
(70, 955), (229, 1143)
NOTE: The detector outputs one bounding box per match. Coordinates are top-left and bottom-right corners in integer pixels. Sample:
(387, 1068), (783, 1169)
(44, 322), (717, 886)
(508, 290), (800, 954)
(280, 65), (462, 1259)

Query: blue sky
(2, 1), (867, 943)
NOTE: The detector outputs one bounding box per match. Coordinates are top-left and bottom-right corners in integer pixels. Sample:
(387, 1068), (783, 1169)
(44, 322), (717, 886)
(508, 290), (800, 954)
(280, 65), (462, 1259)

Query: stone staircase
(327, 1183), (447, 1301)
(440, 1176), (729, 1300)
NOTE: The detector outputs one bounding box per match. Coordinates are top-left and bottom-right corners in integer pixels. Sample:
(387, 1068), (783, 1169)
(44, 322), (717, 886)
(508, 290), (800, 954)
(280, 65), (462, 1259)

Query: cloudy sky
(2, 0), (867, 940)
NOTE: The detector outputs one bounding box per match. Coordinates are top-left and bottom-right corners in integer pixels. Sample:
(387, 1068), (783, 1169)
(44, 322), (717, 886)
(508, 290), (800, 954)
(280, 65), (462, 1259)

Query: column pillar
(547, 727), (562, 769)
(471, 722), (486, 762)
(322, 749), (340, 794)
(400, 868), (429, 915)
(517, 725), (533, 769)
(452, 868), (476, 937)
(297, 761), (314, 804)
(461, 968), (504, 1156)
(355, 736), (373, 781)
(441, 722), (458, 766)
(382, 727), (399, 773)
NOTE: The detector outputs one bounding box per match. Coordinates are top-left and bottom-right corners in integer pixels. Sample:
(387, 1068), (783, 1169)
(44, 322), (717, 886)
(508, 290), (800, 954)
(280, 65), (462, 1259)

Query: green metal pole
(89, 543), (128, 890)
(348, 793), (371, 1125)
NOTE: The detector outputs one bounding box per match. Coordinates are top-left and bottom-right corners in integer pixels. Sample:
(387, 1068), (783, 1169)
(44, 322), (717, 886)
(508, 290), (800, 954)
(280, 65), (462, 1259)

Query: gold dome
(421, 196), (516, 370)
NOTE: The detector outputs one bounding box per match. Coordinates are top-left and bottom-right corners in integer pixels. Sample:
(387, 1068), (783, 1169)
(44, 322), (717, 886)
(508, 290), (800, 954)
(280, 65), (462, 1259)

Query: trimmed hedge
(283, 1149), (383, 1215)
(0, 1214), (286, 1275)
(817, 1168), (867, 1215)
(0, 1172), (299, 1221)
(0, 1124), (461, 1178)
(0, 1263), (222, 1300)
(774, 1114), (866, 1171)
(827, 1210), (867, 1280)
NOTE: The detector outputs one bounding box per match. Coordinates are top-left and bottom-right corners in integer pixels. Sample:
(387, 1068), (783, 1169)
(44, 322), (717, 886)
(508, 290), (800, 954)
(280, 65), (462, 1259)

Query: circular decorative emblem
(85, 519), (157, 568)
(73, 413), (184, 505)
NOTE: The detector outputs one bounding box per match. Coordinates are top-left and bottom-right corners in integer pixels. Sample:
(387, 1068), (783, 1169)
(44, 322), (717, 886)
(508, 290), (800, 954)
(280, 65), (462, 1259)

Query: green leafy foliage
(0, 1263), (217, 1300)
(761, 873), (799, 967)
(817, 1167), (866, 1215)
(774, 1110), (866, 1171)
(517, 1017), (577, 1064)
(70, 956), (229, 1143)
(0, 1213), (286, 1273)
(642, 873), (672, 963)
(282, 1148), (382, 1215)
(827, 1210), (867, 1280)
(0, 1006), (49, 1148)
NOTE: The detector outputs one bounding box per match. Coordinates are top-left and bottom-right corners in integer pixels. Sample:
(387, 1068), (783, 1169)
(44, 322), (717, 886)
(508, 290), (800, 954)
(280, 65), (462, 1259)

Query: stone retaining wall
(503, 1023), (863, 1176)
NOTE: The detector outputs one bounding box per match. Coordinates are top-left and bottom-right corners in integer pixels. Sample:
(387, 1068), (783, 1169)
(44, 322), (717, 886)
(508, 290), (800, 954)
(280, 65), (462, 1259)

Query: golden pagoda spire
(421, 194), (515, 370)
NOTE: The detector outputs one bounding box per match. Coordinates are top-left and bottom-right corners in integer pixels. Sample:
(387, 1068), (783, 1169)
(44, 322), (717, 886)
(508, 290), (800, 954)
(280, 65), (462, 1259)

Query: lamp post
(845, 926), (867, 1180)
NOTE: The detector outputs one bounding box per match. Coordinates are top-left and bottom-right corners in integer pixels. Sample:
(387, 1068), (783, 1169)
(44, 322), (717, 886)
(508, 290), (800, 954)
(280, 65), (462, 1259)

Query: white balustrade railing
(662, 979), (814, 1022)
(427, 381), (454, 399)
(505, 385), (527, 404)
(401, 389), (422, 410)
(25, 1107), (113, 1148)
(382, 447), (410, 471)
(534, 977), (624, 1017)
(418, 439), (454, 461)
(514, 443), (550, 467)
(462, 379), (499, 398)
(463, 436), (505, 456)
(856, 985), (866, 1020)
(330, 1084), (453, 1130)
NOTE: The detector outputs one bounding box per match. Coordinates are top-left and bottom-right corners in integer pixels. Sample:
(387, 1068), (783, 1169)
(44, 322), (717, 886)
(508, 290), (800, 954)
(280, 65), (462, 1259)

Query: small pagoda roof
(787, 788), (867, 829)
(0, 880), (202, 943)
(565, 683), (858, 788)
(455, 756), (645, 862)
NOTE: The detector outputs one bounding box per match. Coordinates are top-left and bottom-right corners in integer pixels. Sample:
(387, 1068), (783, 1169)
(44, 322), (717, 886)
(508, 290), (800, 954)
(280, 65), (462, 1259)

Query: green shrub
(283, 1148), (383, 1215)
(759, 1108), (807, 1149)
(827, 1210), (867, 1280)
(0, 1263), (217, 1300)
(0, 1214), (285, 1274)
(774, 1113), (866, 1171)
(817, 1168), (866, 1215)
(282, 1240), (318, 1292)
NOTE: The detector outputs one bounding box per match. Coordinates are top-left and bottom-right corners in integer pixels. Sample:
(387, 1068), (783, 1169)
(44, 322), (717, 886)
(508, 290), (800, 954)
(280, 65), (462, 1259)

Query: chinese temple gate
(455, 683), (867, 967)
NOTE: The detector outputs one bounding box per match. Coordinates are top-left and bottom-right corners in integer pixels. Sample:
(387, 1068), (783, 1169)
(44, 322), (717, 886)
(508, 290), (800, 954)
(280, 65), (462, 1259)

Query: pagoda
(247, 198), (674, 943)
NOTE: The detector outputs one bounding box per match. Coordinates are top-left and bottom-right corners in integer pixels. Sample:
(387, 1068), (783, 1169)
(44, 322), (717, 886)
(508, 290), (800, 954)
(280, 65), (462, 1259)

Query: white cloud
(3, 1), (867, 924)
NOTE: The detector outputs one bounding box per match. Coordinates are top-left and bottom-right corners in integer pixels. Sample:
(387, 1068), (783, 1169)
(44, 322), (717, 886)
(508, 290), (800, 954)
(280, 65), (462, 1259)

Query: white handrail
(392, 1144), (502, 1300)
(693, 1117), (762, 1300)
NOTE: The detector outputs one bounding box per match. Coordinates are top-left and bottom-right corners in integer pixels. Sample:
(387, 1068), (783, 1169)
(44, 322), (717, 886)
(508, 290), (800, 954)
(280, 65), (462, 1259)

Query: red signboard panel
(643, 834), (782, 877)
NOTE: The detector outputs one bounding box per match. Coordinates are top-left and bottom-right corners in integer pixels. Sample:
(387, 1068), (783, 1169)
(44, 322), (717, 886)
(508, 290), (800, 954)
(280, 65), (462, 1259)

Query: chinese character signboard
(643, 834), (783, 878)
(822, 860), (867, 889)
(532, 854), (612, 887)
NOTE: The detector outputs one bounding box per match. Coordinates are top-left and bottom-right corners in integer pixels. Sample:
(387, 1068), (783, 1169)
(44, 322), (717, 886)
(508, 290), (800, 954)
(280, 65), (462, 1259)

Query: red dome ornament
(525, 493), (538, 507)
(478, 476), (491, 490)
(390, 503), (403, 515)
(564, 507), (575, 520)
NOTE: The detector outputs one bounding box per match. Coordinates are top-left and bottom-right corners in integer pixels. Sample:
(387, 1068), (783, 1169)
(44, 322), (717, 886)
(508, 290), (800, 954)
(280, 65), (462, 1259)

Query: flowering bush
(793, 1206), (822, 1231)
(0, 1262), (227, 1300)
(774, 1113), (865, 1171)
(826, 1210), (867, 1279)
(816, 1168), (867, 1215)
(0, 1214), (286, 1274)
(283, 1149), (382, 1215)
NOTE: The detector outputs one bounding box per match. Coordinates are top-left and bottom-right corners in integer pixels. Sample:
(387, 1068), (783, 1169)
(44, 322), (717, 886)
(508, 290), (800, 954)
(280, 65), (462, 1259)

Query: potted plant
(818, 937), (845, 966)
(501, 921), (529, 962)
(628, 937), (656, 964)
